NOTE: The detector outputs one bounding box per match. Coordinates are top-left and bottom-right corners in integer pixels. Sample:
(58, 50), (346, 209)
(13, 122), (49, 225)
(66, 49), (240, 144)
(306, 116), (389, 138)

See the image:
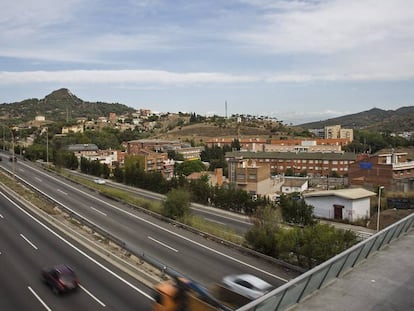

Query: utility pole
(46, 127), (49, 165)
(377, 186), (384, 232)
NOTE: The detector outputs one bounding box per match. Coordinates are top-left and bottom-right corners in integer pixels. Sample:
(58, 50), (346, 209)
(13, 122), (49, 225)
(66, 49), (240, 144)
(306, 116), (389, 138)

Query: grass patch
(182, 214), (245, 245)
(0, 172), (58, 215)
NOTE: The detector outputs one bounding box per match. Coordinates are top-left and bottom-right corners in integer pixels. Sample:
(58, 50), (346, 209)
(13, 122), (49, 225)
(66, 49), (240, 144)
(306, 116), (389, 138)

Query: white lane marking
(17, 163), (287, 282)
(0, 213), (4, 219)
(20, 234), (38, 250)
(28, 286), (52, 311)
(89, 206), (107, 216)
(35, 177), (42, 182)
(204, 217), (226, 226)
(79, 284), (106, 307)
(57, 189), (68, 195)
(1, 193), (154, 301)
(148, 236), (178, 253)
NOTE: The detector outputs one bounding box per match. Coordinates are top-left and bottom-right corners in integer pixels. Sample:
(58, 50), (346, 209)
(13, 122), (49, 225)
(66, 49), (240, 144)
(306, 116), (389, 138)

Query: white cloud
(0, 70), (258, 85)
(0, 0), (82, 32)
(1, 67), (413, 87)
(235, 0), (414, 54)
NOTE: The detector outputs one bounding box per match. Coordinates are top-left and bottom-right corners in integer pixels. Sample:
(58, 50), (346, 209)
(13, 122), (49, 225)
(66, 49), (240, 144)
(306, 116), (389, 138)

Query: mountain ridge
(1, 88), (413, 133)
(296, 107), (414, 132)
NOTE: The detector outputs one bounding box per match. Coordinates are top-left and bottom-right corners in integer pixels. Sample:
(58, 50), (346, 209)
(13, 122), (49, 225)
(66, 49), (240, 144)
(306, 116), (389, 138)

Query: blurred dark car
(41, 264), (79, 294)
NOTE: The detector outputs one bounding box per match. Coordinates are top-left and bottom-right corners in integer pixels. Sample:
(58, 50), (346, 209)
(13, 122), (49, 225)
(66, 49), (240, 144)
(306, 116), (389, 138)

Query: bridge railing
(237, 212), (414, 311)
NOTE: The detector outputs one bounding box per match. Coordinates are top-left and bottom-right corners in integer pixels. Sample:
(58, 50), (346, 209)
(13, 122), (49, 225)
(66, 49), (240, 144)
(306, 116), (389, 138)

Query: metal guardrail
(236, 211), (414, 311)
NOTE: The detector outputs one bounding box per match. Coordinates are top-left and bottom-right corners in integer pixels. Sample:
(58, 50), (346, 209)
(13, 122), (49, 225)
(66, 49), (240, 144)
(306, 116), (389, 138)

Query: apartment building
(264, 138), (350, 153)
(325, 125), (353, 142)
(205, 137), (267, 151)
(227, 158), (278, 195)
(127, 139), (182, 154)
(226, 151), (357, 177)
(128, 149), (168, 173)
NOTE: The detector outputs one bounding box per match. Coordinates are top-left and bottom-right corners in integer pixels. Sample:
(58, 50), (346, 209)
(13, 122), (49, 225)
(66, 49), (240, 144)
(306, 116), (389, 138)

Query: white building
(281, 177), (309, 194)
(303, 188), (376, 222)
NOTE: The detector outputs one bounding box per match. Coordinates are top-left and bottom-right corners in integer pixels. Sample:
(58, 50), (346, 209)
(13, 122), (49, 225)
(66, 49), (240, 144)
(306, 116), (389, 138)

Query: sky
(1, 0), (414, 124)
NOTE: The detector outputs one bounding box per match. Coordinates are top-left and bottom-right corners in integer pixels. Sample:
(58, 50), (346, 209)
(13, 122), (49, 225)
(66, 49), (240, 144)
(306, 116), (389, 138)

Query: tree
(112, 164), (124, 183)
(168, 150), (184, 161)
(189, 175), (211, 204)
(54, 149), (78, 169)
(280, 193), (315, 226)
(231, 139), (241, 151)
(124, 155), (145, 186)
(245, 205), (281, 257)
(277, 224), (358, 268)
(174, 159), (205, 176)
(285, 168), (295, 176)
(162, 188), (191, 220)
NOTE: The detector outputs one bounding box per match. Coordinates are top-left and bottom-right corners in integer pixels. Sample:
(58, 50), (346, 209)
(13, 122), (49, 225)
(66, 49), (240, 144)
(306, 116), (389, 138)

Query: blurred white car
(93, 178), (106, 185)
(222, 274), (273, 300)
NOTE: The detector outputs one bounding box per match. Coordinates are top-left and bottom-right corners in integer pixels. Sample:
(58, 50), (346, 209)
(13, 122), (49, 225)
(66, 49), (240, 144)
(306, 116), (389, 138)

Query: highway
(0, 155), (300, 293)
(63, 168), (252, 235)
(0, 188), (154, 310)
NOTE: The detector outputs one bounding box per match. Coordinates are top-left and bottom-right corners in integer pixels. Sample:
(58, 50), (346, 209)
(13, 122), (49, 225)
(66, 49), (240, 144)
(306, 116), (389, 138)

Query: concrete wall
(305, 196), (370, 221)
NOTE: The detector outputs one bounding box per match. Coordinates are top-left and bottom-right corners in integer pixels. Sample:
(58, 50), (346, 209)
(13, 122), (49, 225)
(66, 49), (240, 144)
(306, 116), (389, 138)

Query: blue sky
(1, 0), (413, 124)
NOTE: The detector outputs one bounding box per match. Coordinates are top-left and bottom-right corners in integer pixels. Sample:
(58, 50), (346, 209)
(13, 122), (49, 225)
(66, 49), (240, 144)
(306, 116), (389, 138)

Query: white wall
(349, 198), (371, 221)
(304, 196), (370, 221)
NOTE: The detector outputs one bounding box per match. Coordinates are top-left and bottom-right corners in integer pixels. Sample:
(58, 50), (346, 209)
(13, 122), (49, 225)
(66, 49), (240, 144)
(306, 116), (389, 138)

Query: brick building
(226, 151), (356, 177)
(348, 152), (414, 191)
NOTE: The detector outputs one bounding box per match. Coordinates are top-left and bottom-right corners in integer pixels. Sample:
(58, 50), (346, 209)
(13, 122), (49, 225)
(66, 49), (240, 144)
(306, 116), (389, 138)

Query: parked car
(222, 274), (273, 300)
(93, 178), (106, 185)
(41, 264), (79, 294)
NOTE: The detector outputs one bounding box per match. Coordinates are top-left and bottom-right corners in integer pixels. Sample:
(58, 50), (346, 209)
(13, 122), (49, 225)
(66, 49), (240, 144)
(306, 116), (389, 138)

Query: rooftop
(303, 188), (376, 200)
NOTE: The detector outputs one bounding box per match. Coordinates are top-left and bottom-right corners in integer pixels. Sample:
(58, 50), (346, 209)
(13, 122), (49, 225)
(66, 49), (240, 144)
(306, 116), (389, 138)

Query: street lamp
(376, 186), (384, 232)
(45, 127), (49, 165)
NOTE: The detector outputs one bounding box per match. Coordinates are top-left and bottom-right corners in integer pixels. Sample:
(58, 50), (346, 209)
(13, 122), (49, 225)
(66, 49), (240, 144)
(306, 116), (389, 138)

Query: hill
(297, 107), (414, 132)
(153, 121), (287, 143)
(0, 88), (135, 124)
(1, 89), (413, 137)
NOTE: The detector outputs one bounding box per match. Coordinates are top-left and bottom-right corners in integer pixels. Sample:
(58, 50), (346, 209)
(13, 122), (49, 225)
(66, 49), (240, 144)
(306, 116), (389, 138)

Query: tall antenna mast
(225, 100), (228, 118)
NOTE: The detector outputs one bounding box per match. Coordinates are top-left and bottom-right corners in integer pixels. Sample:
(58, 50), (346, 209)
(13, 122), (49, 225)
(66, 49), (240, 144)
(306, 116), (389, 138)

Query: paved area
(292, 230), (414, 311)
